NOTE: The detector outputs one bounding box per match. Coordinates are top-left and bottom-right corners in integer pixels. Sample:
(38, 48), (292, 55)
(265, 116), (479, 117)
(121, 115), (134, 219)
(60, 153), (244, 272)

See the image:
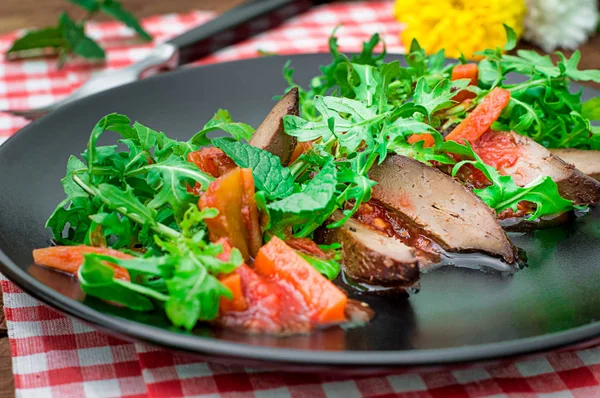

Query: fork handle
(167, 0), (326, 66)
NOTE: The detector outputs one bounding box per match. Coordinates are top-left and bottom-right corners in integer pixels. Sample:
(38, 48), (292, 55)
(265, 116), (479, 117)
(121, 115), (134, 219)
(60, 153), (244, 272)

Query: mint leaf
(582, 97), (600, 120)
(212, 138), (294, 199)
(5, 27), (67, 58)
(100, 0), (152, 41)
(68, 0), (100, 12)
(59, 12), (105, 59)
(189, 109), (254, 146)
(268, 160), (337, 217)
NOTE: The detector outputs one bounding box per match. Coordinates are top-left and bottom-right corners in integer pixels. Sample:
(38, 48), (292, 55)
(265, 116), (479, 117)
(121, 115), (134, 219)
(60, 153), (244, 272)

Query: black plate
(1, 54), (600, 371)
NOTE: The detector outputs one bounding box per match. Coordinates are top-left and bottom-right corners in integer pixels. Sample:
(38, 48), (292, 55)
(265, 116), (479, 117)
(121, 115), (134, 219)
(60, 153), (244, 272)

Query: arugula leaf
(46, 156), (98, 244)
(406, 39), (427, 77)
(330, 151), (379, 228)
(100, 0), (152, 41)
(413, 77), (469, 116)
(298, 253), (341, 280)
(283, 115), (333, 142)
(388, 135), (455, 165)
(95, 184), (157, 225)
(558, 51), (600, 83)
(350, 32), (386, 65)
(87, 114), (131, 172)
(89, 212), (134, 249)
(46, 197), (95, 245)
(189, 109), (254, 146)
(451, 142), (576, 220)
(143, 156), (213, 214)
(481, 175), (575, 220)
(318, 96), (378, 154)
(59, 13), (105, 59)
(352, 64), (381, 108)
(582, 97), (600, 120)
(77, 205), (242, 329)
(212, 138), (294, 199)
(503, 24), (517, 51)
(474, 27), (600, 150)
(165, 257), (231, 327)
(78, 254), (159, 311)
(5, 27), (67, 59)
(383, 116), (437, 143)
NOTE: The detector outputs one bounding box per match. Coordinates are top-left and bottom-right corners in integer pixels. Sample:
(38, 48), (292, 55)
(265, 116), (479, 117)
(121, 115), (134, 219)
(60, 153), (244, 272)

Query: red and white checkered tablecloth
(2, 2), (600, 397)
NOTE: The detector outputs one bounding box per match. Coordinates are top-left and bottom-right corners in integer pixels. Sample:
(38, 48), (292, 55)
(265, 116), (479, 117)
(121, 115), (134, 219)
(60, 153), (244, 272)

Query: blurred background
(0, 1), (244, 33)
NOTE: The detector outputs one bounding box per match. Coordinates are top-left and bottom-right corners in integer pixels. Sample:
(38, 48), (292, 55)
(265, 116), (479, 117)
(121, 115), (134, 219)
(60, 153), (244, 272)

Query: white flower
(524, 0), (599, 52)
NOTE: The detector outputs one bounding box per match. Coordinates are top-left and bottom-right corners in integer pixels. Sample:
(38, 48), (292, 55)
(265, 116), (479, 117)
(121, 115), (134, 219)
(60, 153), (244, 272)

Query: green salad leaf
(299, 253), (341, 281)
(212, 138), (294, 199)
(450, 142), (577, 220)
(190, 109), (255, 146)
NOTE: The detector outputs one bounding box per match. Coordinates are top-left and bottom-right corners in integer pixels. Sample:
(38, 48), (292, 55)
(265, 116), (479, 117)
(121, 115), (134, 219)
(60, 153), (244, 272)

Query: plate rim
(1, 54), (600, 368)
(3, 249), (600, 367)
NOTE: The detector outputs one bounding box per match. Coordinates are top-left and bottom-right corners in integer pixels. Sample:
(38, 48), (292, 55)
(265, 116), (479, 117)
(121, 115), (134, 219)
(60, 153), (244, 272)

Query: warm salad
(34, 26), (600, 335)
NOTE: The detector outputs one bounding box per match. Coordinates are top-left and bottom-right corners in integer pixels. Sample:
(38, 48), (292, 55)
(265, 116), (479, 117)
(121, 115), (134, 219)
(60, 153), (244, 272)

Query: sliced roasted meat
(472, 131), (600, 205)
(369, 154), (516, 263)
(315, 211), (420, 290)
(249, 87), (299, 165)
(550, 148), (600, 181)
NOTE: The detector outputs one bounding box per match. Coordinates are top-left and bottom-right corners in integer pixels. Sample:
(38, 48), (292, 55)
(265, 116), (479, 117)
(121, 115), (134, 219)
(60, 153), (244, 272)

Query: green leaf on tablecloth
(5, 27), (68, 59)
(59, 12), (105, 60)
(100, 0), (153, 41)
(68, 0), (101, 12)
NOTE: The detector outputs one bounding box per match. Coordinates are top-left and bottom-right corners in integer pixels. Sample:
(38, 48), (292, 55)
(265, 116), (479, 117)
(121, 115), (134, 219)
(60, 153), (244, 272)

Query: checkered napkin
(2, 2), (600, 397)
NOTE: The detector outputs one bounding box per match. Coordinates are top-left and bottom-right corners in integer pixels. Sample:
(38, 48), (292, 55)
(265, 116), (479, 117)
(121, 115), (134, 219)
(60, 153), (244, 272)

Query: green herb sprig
(48, 110), (253, 329)
(6, 0), (152, 67)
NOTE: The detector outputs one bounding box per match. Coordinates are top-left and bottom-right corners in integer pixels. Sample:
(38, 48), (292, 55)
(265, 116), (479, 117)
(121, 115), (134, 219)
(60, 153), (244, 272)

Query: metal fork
(3, 0), (324, 120)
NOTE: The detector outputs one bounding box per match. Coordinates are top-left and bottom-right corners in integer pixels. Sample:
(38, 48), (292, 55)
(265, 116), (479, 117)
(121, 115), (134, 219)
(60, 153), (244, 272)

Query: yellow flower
(394, 0), (527, 59)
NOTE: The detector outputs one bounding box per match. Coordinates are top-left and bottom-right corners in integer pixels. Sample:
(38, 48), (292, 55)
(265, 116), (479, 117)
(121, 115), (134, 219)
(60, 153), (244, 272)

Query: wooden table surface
(0, 1), (599, 397)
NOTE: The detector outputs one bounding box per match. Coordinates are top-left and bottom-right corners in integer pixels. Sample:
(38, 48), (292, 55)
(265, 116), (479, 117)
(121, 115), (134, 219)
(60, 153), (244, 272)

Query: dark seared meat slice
(369, 154), (516, 263)
(249, 87), (299, 165)
(476, 131), (600, 205)
(315, 212), (420, 289)
(550, 148), (600, 182)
